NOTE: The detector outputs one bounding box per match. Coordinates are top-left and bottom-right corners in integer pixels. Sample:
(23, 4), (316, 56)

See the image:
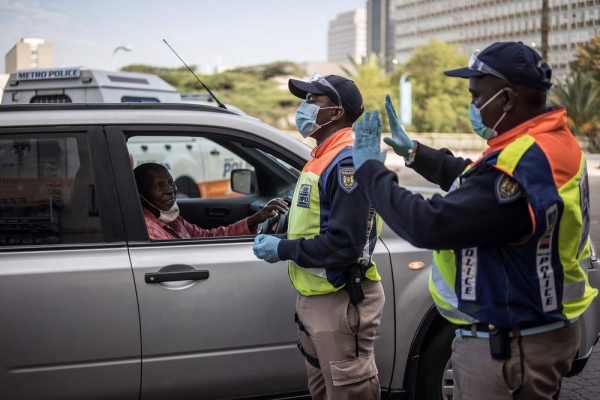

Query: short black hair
(133, 163), (166, 195)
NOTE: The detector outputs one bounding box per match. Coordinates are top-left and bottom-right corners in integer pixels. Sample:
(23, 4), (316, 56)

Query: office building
(328, 9), (368, 64)
(5, 38), (54, 74)
(389, 0), (600, 80)
(367, 0), (395, 69)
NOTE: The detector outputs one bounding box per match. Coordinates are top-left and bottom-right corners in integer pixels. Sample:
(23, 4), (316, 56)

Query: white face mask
(140, 195), (180, 223)
(295, 102), (338, 138)
(157, 203), (180, 223)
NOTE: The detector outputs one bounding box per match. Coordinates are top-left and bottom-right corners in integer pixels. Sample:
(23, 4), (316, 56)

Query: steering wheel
(257, 198), (289, 235)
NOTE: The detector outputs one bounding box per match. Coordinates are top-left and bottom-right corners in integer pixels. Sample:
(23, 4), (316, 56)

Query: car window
(0, 132), (103, 246)
(127, 136), (255, 199)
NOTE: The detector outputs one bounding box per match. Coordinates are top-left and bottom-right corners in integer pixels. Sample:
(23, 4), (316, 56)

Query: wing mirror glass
(231, 169), (257, 195)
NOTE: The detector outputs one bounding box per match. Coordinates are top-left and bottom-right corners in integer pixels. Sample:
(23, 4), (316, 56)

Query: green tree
(122, 62), (302, 129)
(343, 53), (390, 130)
(393, 39), (471, 133)
(549, 72), (600, 151)
(569, 35), (600, 82)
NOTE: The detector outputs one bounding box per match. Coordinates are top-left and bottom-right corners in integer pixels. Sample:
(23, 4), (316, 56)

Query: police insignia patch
(495, 174), (522, 203)
(297, 184), (311, 208)
(338, 167), (358, 194)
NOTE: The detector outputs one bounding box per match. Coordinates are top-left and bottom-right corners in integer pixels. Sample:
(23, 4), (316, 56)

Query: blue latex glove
(383, 94), (414, 157)
(353, 110), (387, 169)
(253, 234), (281, 263)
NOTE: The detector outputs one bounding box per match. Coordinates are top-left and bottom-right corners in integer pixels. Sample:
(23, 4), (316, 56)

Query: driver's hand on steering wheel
(247, 199), (289, 232)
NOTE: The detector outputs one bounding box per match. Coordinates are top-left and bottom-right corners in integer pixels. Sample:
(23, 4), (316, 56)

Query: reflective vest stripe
(496, 135), (535, 173)
(430, 258), (478, 324)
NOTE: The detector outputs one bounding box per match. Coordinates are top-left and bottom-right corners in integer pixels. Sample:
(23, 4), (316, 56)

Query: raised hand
(383, 94), (414, 157)
(353, 110), (387, 169)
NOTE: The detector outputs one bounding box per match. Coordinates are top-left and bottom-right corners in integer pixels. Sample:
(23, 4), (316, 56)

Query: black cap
(444, 41), (552, 91)
(288, 74), (364, 122)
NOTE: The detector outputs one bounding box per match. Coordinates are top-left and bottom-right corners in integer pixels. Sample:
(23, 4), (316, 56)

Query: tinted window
(0, 132), (102, 246)
(121, 96), (160, 103)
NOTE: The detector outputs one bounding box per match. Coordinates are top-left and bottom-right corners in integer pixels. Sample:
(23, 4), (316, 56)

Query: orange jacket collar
(311, 127), (354, 159)
(482, 106), (568, 157)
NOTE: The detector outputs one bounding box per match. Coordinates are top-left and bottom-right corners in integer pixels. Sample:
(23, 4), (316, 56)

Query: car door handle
(206, 207), (230, 217)
(145, 269), (209, 283)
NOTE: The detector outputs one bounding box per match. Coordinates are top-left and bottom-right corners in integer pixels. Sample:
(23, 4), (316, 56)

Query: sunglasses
(308, 73), (343, 108)
(468, 51), (508, 81)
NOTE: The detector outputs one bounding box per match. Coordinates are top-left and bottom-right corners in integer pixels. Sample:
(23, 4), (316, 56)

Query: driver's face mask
(140, 195), (180, 224)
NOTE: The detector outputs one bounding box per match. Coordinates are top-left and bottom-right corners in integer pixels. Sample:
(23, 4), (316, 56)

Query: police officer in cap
(253, 74), (385, 400)
(352, 42), (597, 399)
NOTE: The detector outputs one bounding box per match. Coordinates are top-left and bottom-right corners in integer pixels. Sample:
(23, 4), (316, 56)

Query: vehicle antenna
(163, 39), (227, 109)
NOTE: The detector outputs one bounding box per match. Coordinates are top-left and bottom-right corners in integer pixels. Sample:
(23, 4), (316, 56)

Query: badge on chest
(338, 167), (358, 194)
(297, 184), (311, 208)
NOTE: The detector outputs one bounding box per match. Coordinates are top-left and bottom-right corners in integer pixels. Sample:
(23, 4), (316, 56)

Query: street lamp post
(399, 71), (412, 126)
(112, 45), (133, 71)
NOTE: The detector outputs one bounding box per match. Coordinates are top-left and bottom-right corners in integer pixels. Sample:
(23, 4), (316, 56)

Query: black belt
(456, 317), (579, 339)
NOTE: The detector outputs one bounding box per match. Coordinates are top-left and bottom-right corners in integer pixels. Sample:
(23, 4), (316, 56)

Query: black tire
(175, 176), (201, 198)
(416, 323), (456, 400)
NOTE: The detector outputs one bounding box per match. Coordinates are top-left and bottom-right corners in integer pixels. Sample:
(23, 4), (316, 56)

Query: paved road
(384, 154), (600, 399)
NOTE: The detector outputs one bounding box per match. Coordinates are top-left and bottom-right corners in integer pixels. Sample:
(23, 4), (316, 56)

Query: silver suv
(0, 103), (599, 400)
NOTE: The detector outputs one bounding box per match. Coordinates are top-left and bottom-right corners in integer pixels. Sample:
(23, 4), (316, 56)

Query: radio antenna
(163, 39), (227, 109)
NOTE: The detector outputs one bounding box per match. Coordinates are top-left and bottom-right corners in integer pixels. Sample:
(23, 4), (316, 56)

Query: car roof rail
(0, 103), (241, 115)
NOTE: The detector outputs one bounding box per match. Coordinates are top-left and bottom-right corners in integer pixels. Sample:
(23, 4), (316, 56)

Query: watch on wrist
(405, 141), (417, 165)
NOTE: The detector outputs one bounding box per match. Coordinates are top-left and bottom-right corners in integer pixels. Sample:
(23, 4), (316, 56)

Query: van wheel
(175, 176), (200, 198)
(416, 322), (456, 400)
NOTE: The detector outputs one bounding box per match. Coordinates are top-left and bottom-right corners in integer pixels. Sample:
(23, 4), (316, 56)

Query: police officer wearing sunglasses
(352, 41), (597, 399)
(253, 74), (385, 399)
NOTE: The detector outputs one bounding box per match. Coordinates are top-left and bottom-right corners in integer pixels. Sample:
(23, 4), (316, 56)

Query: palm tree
(549, 72), (600, 151)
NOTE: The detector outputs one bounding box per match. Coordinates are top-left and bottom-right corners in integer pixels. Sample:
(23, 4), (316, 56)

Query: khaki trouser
(296, 280), (385, 400)
(452, 320), (581, 400)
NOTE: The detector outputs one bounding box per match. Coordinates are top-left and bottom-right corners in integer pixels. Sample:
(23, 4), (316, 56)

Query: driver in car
(134, 163), (288, 240)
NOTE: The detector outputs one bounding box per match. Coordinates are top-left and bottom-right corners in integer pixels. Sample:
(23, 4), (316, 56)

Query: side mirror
(231, 169), (257, 195)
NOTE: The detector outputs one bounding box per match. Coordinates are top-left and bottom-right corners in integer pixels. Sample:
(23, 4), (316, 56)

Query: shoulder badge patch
(297, 184), (311, 208)
(338, 166), (358, 194)
(495, 173), (522, 204)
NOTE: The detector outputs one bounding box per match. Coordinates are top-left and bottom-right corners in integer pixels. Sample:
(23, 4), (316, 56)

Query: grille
(30, 95), (72, 103)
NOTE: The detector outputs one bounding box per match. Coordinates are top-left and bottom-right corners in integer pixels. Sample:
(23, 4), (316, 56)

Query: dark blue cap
(444, 41), (552, 91)
(288, 75), (364, 122)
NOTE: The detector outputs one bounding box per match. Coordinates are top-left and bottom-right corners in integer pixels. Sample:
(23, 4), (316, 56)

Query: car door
(106, 125), (309, 399)
(0, 126), (140, 399)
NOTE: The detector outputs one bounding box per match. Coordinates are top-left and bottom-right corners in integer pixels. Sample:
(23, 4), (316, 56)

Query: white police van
(1, 67), (181, 104)
(1, 67), (249, 198)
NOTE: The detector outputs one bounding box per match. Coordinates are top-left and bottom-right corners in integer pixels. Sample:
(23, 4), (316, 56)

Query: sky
(0, 0), (368, 74)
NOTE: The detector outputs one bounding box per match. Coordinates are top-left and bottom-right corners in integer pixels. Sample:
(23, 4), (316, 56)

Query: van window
(121, 96), (160, 103)
(0, 132), (103, 246)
